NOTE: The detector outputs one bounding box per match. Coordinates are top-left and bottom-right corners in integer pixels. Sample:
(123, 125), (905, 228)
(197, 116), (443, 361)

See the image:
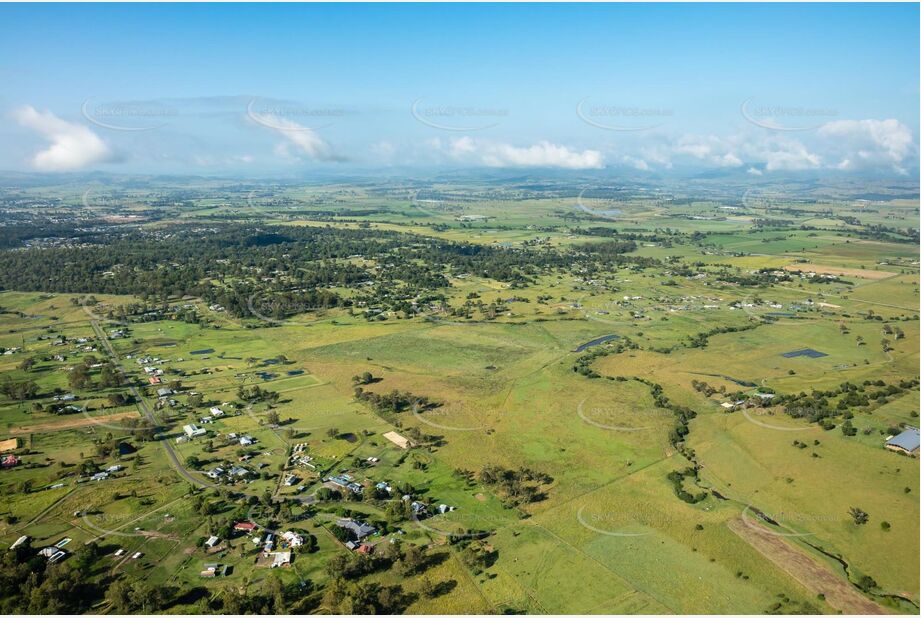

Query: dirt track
(10, 411), (140, 435)
(728, 517), (887, 614)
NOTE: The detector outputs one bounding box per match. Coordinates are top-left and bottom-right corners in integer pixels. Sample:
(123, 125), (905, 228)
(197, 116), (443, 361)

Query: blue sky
(1, 3), (918, 176)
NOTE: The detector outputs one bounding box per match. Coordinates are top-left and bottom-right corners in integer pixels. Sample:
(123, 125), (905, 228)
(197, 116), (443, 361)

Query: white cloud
(621, 155), (650, 171)
(674, 135), (743, 167)
(13, 105), (113, 171)
(248, 112), (345, 162)
(594, 119), (915, 174)
(817, 119), (914, 173)
(445, 138), (604, 169)
(758, 137), (823, 171)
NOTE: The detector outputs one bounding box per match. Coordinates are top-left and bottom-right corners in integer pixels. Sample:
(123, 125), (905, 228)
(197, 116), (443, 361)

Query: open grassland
(0, 190), (917, 614)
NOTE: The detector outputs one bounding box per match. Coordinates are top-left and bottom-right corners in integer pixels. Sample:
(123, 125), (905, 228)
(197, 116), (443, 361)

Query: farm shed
(886, 428), (920, 456)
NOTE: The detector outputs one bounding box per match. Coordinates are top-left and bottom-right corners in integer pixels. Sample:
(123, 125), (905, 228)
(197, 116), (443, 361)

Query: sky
(0, 3), (918, 178)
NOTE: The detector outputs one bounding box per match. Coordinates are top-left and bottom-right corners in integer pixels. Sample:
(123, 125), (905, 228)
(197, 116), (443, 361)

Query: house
(106, 465), (123, 473)
(886, 428), (920, 456)
(270, 551), (291, 568)
(205, 536), (220, 548)
(336, 518), (376, 540)
(0, 438), (20, 453)
(239, 436), (255, 446)
(283, 473), (299, 487)
(156, 387), (173, 399)
(281, 531), (303, 547)
(48, 550), (67, 563)
(148, 377), (161, 385)
(201, 563), (229, 577)
(382, 431), (412, 449)
(210, 407), (225, 418)
(10, 535), (29, 550)
(234, 521), (257, 533)
(183, 424), (206, 438)
(229, 466), (250, 478)
(357, 543), (374, 555)
(347, 482), (364, 494)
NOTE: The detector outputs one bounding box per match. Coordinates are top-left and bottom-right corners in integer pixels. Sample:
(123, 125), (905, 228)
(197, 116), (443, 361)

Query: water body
(575, 334), (620, 352)
(191, 348), (215, 355)
(690, 372), (758, 388)
(782, 348), (828, 359)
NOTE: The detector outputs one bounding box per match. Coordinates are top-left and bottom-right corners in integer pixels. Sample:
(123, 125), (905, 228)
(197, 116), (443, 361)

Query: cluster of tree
(571, 338), (638, 378)
(236, 384), (279, 405)
(0, 541), (106, 613)
(686, 322), (759, 349)
(477, 465), (552, 507)
(353, 387), (437, 414)
(0, 377), (39, 401)
(778, 379), (919, 427)
(690, 379), (726, 397)
(0, 223), (583, 313)
(666, 467), (708, 504)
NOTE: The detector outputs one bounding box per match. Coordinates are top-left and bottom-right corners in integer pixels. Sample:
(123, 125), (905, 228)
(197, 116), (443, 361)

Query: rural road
(89, 320), (215, 490)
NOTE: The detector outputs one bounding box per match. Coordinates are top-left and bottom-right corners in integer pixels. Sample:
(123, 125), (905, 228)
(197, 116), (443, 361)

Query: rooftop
(887, 427), (920, 453)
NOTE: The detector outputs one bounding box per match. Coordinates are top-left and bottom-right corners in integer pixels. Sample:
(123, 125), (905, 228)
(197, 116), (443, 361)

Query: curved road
(90, 320), (216, 490)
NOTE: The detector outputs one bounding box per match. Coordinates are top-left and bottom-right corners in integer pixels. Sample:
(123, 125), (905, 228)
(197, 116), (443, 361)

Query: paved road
(90, 320), (215, 490)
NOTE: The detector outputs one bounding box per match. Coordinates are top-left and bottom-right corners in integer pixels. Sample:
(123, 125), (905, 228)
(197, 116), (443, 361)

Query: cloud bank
(14, 105), (113, 171)
(444, 137), (604, 169)
(247, 112), (346, 163)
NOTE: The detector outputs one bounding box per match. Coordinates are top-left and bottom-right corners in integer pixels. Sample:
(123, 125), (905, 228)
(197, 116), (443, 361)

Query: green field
(0, 182), (918, 614)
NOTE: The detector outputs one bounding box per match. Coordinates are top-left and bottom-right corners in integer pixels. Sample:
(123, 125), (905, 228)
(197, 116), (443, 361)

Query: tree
(397, 544), (424, 576)
(849, 507), (869, 525)
(327, 427), (340, 439)
(99, 366), (120, 388)
(419, 576), (436, 599)
(266, 410), (280, 425)
(68, 365), (92, 390)
(104, 578), (132, 613)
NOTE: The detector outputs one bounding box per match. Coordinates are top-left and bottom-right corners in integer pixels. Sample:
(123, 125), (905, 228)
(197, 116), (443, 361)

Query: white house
(183, 424), (206, 438)
(281, 531), (303, 547)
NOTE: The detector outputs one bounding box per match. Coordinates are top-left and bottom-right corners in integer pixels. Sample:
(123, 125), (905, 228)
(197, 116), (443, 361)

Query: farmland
(0, 176), (917, 614)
